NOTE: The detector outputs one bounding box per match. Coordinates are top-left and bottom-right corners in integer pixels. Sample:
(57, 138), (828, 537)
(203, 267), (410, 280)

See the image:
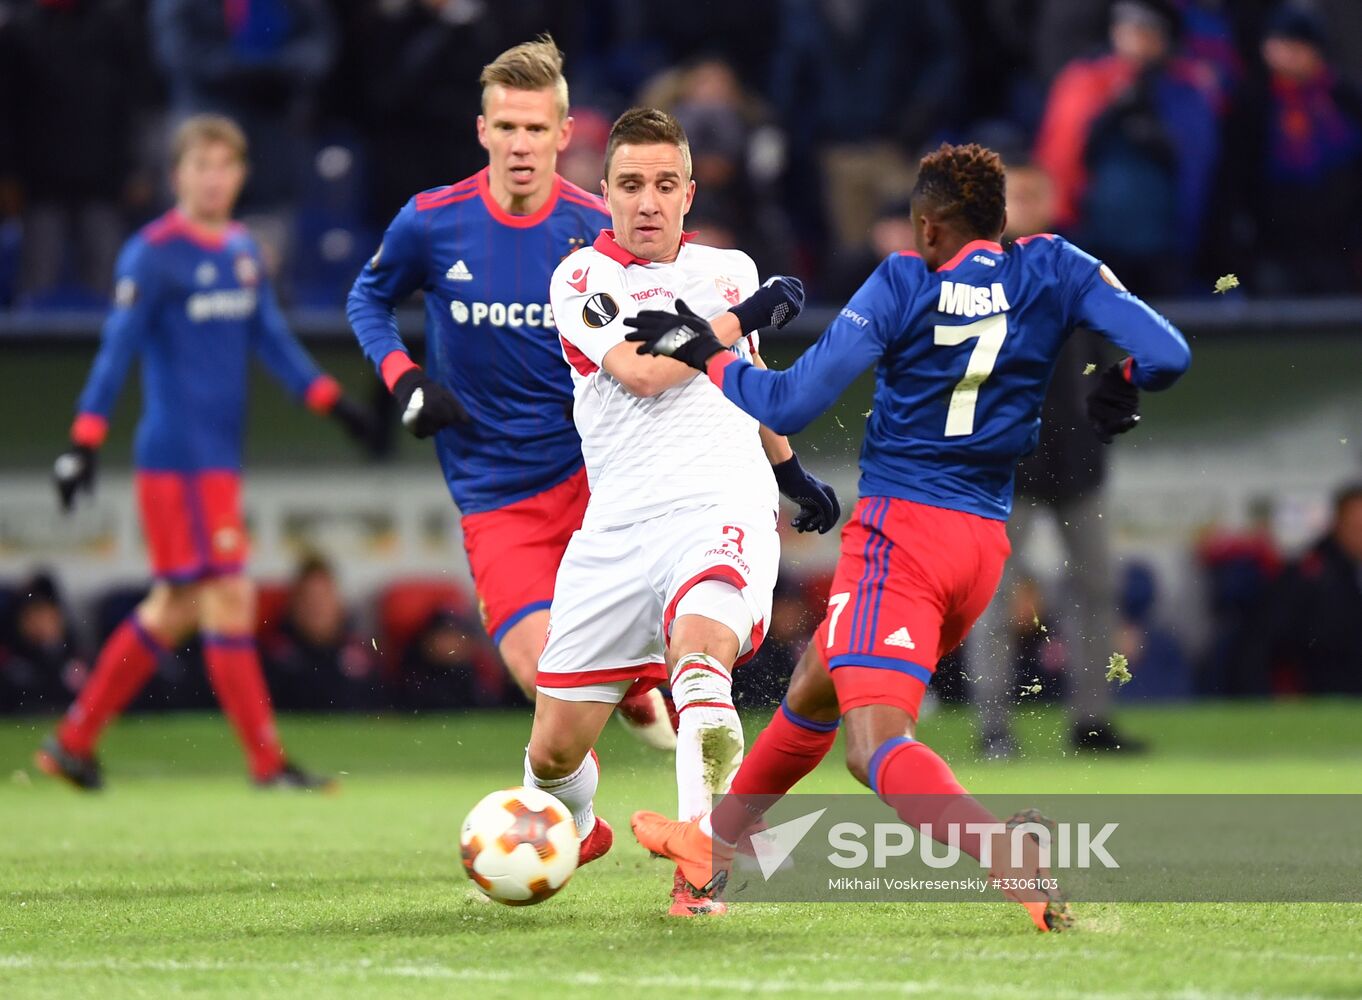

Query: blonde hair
(605, 107), (692, 179)
(479, 34), (569, 119)
(171, 114), (248, 166)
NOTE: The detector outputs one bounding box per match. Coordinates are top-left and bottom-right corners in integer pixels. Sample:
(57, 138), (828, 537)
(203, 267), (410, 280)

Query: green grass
(3, 702), (1361, 999)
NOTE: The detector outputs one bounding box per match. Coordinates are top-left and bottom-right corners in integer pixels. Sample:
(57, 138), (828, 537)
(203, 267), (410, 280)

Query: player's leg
(836, 506), (1068, 930)
(38, 470), (207, 788)
(970, 502), (1036, 758)
(39, 582), (199, 788)
(662, 508), (781, 822)
(531, 522), (666, 864)
(524, 692), (617, 865)
(191, 472), (324, 787)
(198, 572), (283, 781)
(1056, 489), (1139, 750)
(495, 610), (549, 697)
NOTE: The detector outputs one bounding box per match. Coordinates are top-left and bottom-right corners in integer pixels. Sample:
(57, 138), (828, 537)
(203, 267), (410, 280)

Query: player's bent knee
(139, 582), (199, 642)
(844, 746), (873, 788)
(526, 741), (586, 781)
(200, 574), (256, 631)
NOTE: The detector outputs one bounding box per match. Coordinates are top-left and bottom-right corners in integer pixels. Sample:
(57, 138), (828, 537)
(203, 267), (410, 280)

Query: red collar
(165, 208), (236, 251)
(937, 239), (1004, 272)
(592, 229), (698, 266)
(477, 167), (561, 228)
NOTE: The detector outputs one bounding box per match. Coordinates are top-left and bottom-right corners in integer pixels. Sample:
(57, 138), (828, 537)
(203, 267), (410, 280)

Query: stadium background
(1, 0), (1360, 716)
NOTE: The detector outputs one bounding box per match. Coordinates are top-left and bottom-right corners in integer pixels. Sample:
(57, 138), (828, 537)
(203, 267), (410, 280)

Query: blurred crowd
(4, 481), (1361, 716)
(1, 0), (1361, 311)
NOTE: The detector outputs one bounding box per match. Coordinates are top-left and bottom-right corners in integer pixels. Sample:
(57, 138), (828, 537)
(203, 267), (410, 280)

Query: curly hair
(911, 143), (1007, 239)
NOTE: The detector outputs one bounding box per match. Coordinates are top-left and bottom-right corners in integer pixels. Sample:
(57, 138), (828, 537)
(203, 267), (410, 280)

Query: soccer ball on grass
(460, 787), (579, 905)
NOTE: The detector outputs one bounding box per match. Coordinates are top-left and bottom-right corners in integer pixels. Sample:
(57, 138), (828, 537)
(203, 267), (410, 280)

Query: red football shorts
(461, 466), (590, 646)
(813, 496), (1011, 720)
(136, 470), (248, 582)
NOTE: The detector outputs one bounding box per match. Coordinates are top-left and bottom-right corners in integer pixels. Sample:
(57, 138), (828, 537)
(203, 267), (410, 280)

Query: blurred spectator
(1114, 561), (1193, 700)
(825, 197), (915, 303)
(150, 0), (339, 278)
(261, 555), (382, 711)
(557, 107), (613, 195)
(0, 572), (85, 713)
(641, 56), (793, 274)
(771, 0), (964, 254)
(1033, 0), (1219, 293)
(1228, 3), (1362, 294)
(1248, 482), (1362, 695)
(336, 0), (572, 228)
(0, 0), (149, 307)
(1194, 497), (1282, 695)
(393, 606), (508, 711)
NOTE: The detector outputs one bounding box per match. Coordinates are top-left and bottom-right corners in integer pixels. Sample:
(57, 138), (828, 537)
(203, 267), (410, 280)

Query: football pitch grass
(3, 702), (1361, 999)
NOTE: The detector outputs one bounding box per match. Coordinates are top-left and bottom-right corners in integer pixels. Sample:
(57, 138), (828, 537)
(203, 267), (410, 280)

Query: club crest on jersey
(195, 261), (218, 286)
(1100, 264), (1127, 292)
(715, 276), (740, 306)
(114, 277), (137, 308)
(582, 292), (619, 329)
(234, 254), (259, 287)
(446, 259), (474, 282)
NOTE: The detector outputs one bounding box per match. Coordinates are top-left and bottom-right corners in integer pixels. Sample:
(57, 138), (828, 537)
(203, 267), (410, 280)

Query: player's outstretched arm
(629, 259), (900, 433)
(1070, 263), (1191, 443)
(57, 243), (160, 512)
(251, 274), (375, 443)
(629, 302), (885, 435)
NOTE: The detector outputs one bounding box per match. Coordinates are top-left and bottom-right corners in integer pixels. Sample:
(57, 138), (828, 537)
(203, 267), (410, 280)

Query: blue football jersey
(347, 169), (611, 514)
(73, 210), (334, 471)
(710, 235), (1191, 520)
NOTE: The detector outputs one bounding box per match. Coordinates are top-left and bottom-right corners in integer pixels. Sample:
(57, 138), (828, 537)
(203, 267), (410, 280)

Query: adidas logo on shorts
(883, 627), (916, 650)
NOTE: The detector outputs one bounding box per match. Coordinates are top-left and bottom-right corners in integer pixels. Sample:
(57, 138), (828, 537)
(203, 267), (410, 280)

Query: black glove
(330, 396), (377, 443)
(624, 299), (725, 372)
(393, 368), (469, 439)
(1086, 360), (1140, 443)
(773, 454), (841, 534)
(728, 275), (805, 333)
(54, 446), (97, 513)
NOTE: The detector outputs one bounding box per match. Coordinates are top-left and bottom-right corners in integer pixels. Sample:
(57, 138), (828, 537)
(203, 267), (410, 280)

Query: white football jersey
(549, 231), (778, 530)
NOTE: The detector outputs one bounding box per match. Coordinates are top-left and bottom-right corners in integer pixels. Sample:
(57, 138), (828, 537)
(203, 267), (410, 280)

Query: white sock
(671, 653), (744, 821)
(524, 748), (599, 838)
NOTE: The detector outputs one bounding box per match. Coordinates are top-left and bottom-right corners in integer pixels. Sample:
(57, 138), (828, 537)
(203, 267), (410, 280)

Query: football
(460, 787), (580, 906)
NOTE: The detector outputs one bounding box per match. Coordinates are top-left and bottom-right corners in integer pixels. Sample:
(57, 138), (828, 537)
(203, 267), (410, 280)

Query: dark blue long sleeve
(251, 275), (327, 399)
(76, 241), (159, 420)
(347, 197), (427, 374)
(714, 257), (903, 434)
(1071, 271), (1191, 390)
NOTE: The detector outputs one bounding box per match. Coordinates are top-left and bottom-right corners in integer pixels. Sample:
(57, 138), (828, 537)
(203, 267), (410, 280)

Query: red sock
(58, 616), (165, 756)
(869, 736), (1000, 862)
(203, 633), (285, 779)
(711, 699), (838, 844)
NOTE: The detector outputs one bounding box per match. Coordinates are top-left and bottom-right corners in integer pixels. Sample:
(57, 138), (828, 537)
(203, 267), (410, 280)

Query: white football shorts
(536, 503), (779, 704)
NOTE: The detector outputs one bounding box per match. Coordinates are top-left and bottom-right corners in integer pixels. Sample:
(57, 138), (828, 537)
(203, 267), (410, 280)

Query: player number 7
(934, 313), (1008, 437)
(826, 591), (851, 648)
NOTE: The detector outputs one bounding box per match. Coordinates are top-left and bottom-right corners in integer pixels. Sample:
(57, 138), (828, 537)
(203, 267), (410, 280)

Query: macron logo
(749, 808), (826, 880)
(884, 627), (916, 650)
(446, 260), (474, 282)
